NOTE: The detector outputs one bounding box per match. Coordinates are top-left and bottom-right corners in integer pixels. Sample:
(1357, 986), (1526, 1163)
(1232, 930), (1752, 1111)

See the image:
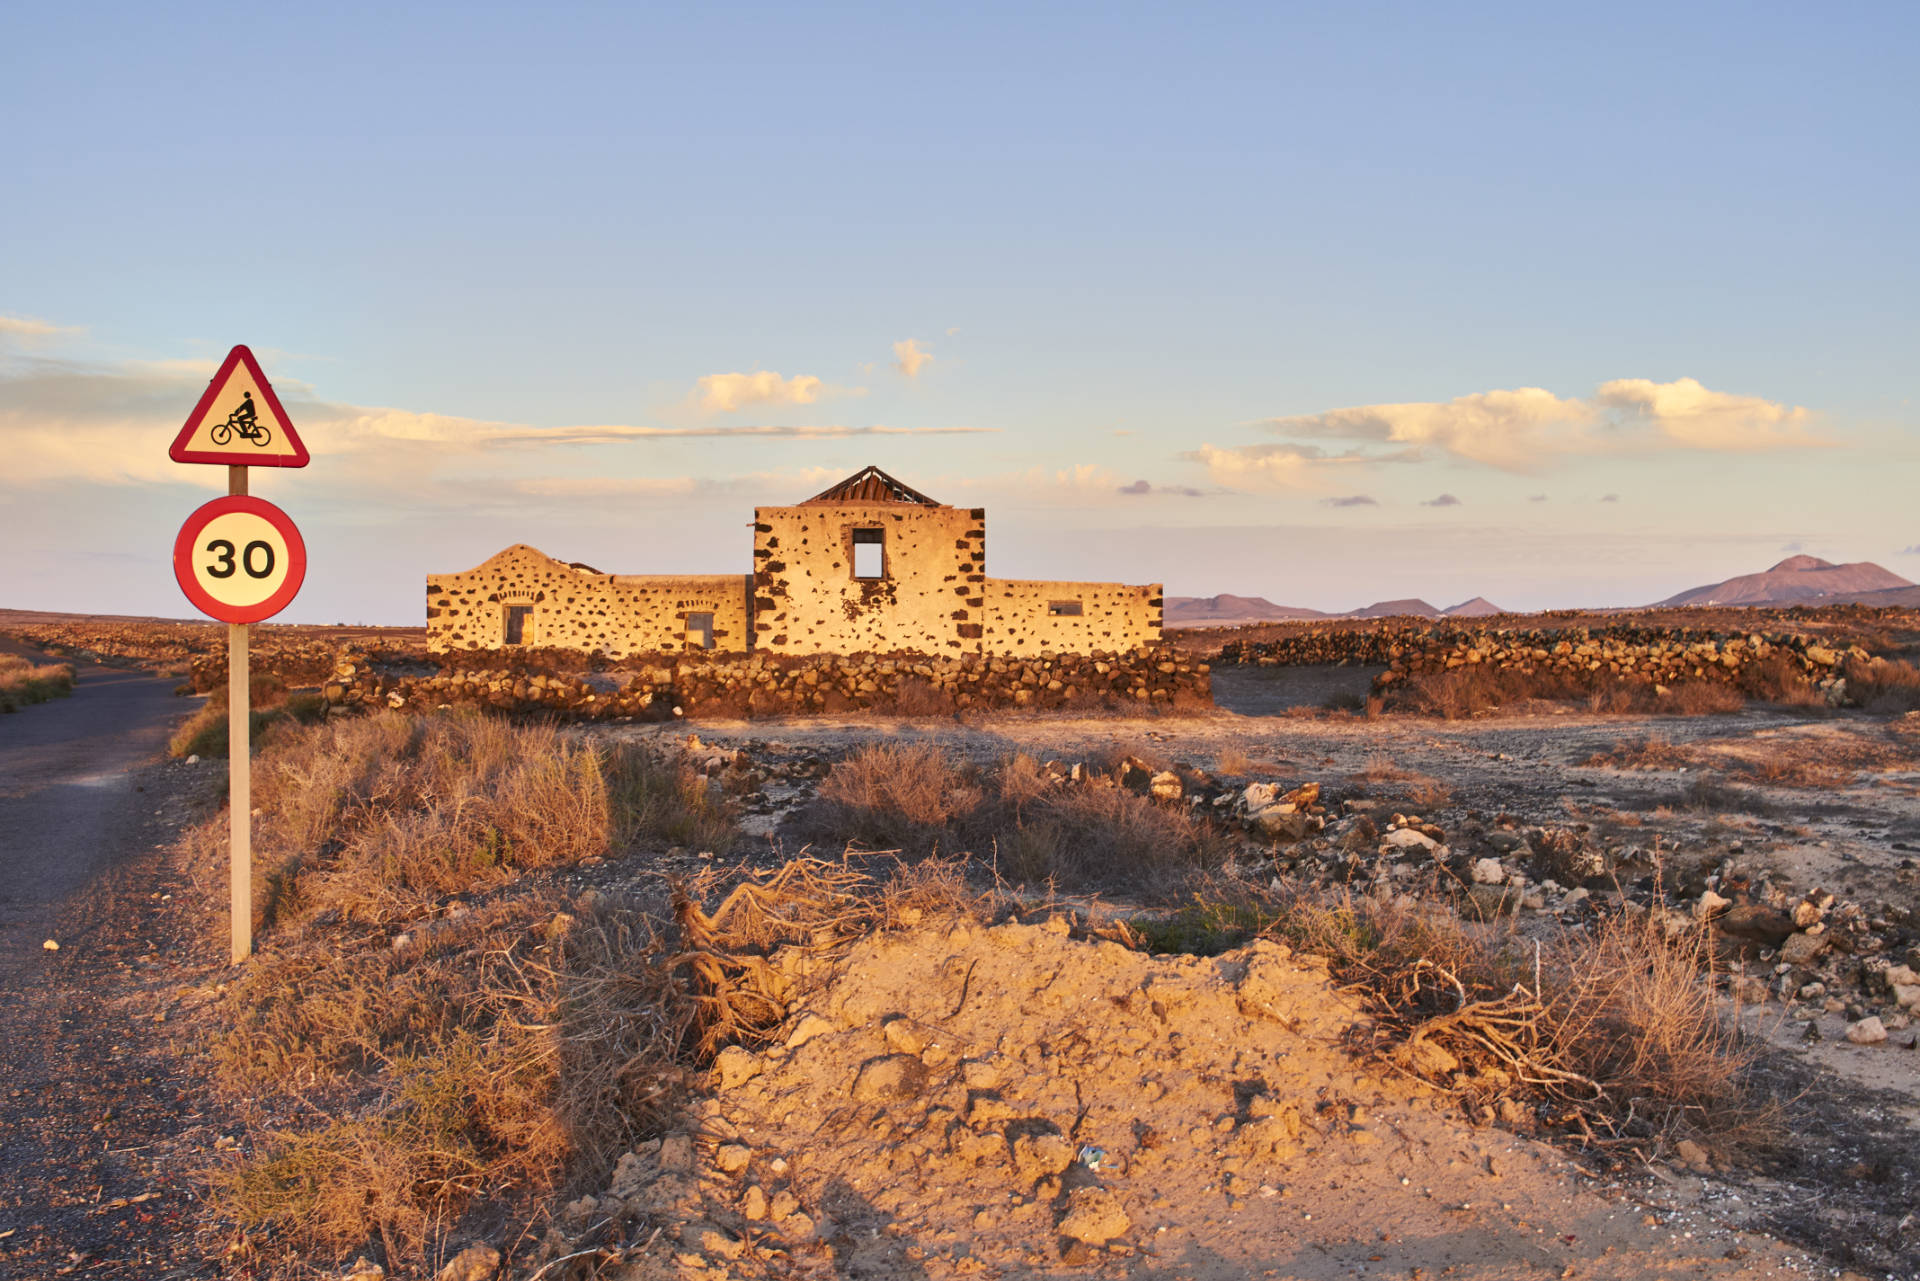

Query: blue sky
(4, 2), (1916, 622)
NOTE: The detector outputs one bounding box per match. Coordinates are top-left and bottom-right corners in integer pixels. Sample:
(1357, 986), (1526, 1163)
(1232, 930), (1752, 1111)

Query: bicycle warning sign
(168, 345), (310, 467)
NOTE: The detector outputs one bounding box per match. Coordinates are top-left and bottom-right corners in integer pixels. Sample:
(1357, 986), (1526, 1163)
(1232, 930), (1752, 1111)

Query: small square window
(852, 528), (885, 579)
(503, 604), (533, 645)
(1048, 600), (1083, 617)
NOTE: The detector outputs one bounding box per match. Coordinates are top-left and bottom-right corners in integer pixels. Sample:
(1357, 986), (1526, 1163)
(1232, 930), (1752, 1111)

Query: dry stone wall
(317, 647), (1210, 720)
(1217, 622), (1870, 694)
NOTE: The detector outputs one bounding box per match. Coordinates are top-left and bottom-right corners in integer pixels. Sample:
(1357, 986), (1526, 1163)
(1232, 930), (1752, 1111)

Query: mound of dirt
(580, 919), (1816, 1280)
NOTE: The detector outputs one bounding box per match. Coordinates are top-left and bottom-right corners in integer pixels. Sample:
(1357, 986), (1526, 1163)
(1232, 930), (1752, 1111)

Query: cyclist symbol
(210, 391), (273, 449)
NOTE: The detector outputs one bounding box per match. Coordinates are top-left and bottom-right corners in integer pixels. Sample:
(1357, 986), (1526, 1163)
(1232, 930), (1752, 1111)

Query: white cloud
(893, 339), (933, 379)
(1594, 376), (1820, 450)
(1322, 494), (1378, 508)
(691, 370), (854, 413)
(1180, 442), (1393, 490)
(1253, 377), (1823, 472)
(1263, 387), (1593, 471)
(1423, 493), (1463, 508)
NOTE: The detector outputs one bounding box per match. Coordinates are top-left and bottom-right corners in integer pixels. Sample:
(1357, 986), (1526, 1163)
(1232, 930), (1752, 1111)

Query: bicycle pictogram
(210, 391), (273, 448)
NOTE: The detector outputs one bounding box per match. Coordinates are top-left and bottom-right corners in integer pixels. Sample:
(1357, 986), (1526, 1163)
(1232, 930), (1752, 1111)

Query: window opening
(852, 528), (885, 579)
(1048, 600), (1084, 616)
(503, 604), (533, 645)
(686, 612), (715, 651)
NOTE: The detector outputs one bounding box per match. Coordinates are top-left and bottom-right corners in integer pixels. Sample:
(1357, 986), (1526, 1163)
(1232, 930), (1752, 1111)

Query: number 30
(205, 538), (276, 580)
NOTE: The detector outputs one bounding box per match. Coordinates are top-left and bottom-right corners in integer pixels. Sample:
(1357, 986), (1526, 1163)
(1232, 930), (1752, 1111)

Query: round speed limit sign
(173, 495), (307, 623)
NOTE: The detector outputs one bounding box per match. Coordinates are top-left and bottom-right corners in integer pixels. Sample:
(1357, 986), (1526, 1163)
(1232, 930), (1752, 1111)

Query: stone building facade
(427, 466), (1162, 658)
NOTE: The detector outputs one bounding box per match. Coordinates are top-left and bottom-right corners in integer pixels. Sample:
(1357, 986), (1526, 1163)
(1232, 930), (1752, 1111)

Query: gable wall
(752, 503), (985, 653)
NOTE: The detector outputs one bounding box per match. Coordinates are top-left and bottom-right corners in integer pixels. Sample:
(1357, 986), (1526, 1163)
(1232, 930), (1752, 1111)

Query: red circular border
(173, 495), (307, 623)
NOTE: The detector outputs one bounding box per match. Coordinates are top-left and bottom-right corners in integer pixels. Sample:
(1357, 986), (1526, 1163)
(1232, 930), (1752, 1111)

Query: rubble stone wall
(315, 647), (1210, 720)
(427, 545), (750, 658)
(1217, 622), (1866, 692)
(976, 578), (1162, 655)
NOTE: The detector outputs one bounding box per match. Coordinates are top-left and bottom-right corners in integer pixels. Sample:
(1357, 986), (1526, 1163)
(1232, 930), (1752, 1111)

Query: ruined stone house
(426, 466), (1163, 658)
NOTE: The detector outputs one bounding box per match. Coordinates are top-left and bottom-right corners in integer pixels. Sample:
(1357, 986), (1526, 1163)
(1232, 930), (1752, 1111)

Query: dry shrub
(1537, 910), (1767, 1143)
(1392, 666), (1750, 719)
(1842, 654), (1920, 713)
(1215, 746), (1254, 775)
(1678, 775), (1774, 816)
(1159, 881), (1772, 1148)
(1743, 753), (1854, 788)
(811, 741), (976, 851)
(797, 744), (1234, 890)
(1347, 762), (1452, 810)
(1581, 736), (1693, 770)
(0, 653), (75, 711)
(1656, 682), (1747, 715)
(1736, 654), (1824, 708)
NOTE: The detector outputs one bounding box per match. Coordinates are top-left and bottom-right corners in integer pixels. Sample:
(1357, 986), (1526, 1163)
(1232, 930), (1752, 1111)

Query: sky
(4, 2), (1917, 623)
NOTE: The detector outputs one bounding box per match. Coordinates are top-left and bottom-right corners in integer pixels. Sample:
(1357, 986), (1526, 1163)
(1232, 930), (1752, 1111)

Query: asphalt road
(0, 636), (187, 981)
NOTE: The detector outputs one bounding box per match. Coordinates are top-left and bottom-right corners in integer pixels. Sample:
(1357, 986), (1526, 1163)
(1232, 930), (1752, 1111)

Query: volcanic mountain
(1441, 596), (1505, 617)
(1348, 598), (1443, 619)
(1653, 555), (1913, 608)
(1162, 594), (1329, 625)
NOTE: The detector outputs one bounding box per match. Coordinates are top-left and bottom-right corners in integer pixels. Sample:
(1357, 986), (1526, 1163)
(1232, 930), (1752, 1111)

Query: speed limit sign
(173, 495), (307, 623)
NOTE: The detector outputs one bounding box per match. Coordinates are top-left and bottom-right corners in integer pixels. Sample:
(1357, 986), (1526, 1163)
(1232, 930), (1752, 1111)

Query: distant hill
(1349, 598), (1442, 619)
(1441, 597), (1505, 617)
(1653, 556), (1914, 608)
(1163, 594), (1328, 625)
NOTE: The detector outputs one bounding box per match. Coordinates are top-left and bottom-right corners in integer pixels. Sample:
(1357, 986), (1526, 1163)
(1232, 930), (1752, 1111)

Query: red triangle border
(168, 344), (310, 468)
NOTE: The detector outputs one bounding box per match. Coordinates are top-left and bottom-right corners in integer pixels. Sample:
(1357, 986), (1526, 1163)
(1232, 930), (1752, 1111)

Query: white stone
(1471, 858), (1507, 885)
(1846, 1016), (1888, 1045)
(1694, 890), (1731, 919)
(1384, 827), (1438, 852)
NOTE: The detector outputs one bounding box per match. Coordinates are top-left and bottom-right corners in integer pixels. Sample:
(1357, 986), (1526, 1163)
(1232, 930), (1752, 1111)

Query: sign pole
(228, 464), (251, 964)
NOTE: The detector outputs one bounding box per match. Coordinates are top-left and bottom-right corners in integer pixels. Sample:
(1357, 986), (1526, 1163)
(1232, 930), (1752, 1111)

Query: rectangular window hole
(1048, 600), (1084, 617)
(503, 604), (533, 645)
(852, 528), (885, 579)
(686, 612), (715, 651)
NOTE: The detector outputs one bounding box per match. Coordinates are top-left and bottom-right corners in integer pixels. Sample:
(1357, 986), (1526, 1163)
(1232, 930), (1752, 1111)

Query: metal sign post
(227, 465), (251, 963)
(169, 347), (311, 964)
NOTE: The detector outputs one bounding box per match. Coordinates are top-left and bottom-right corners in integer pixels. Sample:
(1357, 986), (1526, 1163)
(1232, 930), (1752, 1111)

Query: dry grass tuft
(0, 653), (75, 711)
(192, 711), (737, 931)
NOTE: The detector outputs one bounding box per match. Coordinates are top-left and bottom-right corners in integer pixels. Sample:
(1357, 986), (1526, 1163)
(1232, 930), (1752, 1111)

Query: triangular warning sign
(169, 345), (310, 468)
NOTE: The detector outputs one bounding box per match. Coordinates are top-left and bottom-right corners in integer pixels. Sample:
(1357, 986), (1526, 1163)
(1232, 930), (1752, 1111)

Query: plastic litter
(1076, 1144), (1109, 1171)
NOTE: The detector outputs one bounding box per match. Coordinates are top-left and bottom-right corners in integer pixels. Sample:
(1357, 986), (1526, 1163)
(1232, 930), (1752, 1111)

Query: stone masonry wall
(427, 545), (750, 658)
(976, 578), (1162, 655)
(752, 503), (983, 654)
